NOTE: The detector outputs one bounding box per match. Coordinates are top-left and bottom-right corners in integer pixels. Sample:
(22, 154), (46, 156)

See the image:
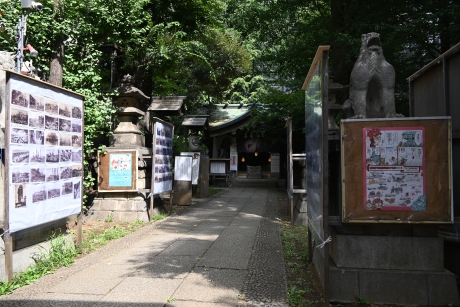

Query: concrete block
(91, 199), (101, 210)
(137, 178), (147, 189)
(427, 270), (460, 306)
(329, 265), (359, 302)
(133, 200), (147, 212)
(359, 269), (428, 305)
(331, 230), (444, 271)
(100, 200), (117, 211)
(412, 225), (438, 237)
(117, 200), (132, 211)
(117, 211), (138, 222)
(136, 212), (149, 223)
(138, 169), (147, 179)
(363, 224), (412, 236)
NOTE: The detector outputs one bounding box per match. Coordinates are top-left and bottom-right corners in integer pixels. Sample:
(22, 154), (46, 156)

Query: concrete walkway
(0, 185), (288, 307)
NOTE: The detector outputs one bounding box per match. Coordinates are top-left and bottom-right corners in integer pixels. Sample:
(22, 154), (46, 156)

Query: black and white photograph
(14, 184), (27, 208)
(29, 94), (44, 111)
(12, 149), (29, 163)
(45, 167), (59, 181)
(71, 135), (82, 147)
(73, 180), (81, 199)
(72, 106), (82, 119)
(12, 167), (30, 183)
(45, 99), (59, 114)
(59, 103), (71, 117)
(61, 181), (73, 196)
(30, 168), (46, 183)
(11, 108), (29, 126)
(60, 166), (72, 180)
(72, 149), (82, 162)
(71, 120), (82, 133)
(60, 149), (72, 162)
(47, 182), (61, 199)
(30, 149), (46, 163)
(60, 133), (71, 146)
(45, 131), (59, 146)
(45, 115), (58, 130)
(59, 118), (71, 132)
(46, 149), (59, 163)
(72, 165), (83, 177)
(29, 112), (44, 128)
(11, 89), (29, 108)
(29, 130), (45, 145)
(11, 128), (29, 144)
(30, 184), (47, 203)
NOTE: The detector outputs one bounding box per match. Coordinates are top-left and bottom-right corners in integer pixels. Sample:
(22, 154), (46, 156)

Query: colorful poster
(7, 74), (83, 233)
(108, 153), (132, 187)
(363, 127), (426, 211)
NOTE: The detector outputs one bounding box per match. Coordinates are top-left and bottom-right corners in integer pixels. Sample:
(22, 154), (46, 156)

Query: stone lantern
(110, 74), (149, 148)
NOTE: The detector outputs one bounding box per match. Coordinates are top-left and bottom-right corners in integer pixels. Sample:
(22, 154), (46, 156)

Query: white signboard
(229, 146), (238, 171)
(152, 120), (174, 194)
(174, 156), (192, 181)
(210, 161), (226, 174)
(7, 74), (83, 233)
(181, 152), (200, 185)
(271, 153), (280, 173)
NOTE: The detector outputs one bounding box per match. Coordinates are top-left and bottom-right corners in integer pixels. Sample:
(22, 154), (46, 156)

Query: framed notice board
(98, 149), (138, 192)
(341, 117), (453, 223)
(151, 118), (174, 195)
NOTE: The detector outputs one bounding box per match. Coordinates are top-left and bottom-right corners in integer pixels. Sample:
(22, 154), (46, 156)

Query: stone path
(0, 186), (288, 307)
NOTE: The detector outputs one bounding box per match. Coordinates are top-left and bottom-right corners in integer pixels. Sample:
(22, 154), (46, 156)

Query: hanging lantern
(254, 151), (258, 156)
(241, 156), (245, 162)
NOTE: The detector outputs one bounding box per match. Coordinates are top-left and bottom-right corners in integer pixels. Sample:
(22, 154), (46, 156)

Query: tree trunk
(49, 40), (64, 87)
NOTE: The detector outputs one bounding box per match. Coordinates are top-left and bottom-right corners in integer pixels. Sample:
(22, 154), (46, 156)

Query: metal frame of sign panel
(97, 148), (138, 192)
(151, 118), (174, 195)
(5, 71), (85, 234)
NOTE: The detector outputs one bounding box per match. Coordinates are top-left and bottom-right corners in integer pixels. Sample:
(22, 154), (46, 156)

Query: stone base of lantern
(109, 133), (145, 148)
(87, 147), (158, 222)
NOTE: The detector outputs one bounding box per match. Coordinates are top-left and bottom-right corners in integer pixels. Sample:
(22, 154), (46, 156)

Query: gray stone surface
(329, 266), (359, 302)
(331, 230), (444, 271)
(0, 185), (288, 307)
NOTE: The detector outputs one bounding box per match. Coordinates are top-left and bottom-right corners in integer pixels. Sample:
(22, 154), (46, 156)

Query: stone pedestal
(312, 226), (460, 305)
(88, 147), (152, 222)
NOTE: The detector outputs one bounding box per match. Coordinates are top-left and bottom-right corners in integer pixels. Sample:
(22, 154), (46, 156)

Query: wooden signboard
(342, 117), (453, 223)
(98, 149), (138, 192)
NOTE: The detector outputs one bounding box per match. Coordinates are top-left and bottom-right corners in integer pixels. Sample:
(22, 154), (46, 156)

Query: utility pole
(14, 0), (42, 74)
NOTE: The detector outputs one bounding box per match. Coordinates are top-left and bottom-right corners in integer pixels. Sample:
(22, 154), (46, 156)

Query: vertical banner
(180, 152), (200, 185)
(7, 73), (84, 233)
(152, 119), (174, 194)
(229, 146), (238, 171)
(270, 153), (280, 173)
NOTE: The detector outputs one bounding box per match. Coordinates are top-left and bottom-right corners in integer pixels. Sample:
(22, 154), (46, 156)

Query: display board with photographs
(152, 119), (174, 195)
(7, 73), (84, 233)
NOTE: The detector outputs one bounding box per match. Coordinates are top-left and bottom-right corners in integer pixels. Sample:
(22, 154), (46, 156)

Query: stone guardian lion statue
(342, 32), (403, 119)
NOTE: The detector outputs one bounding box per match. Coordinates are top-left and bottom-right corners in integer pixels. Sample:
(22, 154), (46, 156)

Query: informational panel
(181, 152), (200, 185)
(6, 72), (84, 233)
(98, 149), (138, 192)
(210, 160), (226, 175)
(342, 117), (453, 223)
(174, 156), (192, 181)
(229, 146), (238, 171)
(304, 53), (326, 241)
(152, 119), (174, 194)
(270, 153), (280, 173)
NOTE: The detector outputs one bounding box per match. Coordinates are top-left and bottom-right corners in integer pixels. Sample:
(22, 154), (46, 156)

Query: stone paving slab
(159, 239), (213, 257)
(97, 277), (182, 306)
(174, 267), (247, 303)
(48, 263), (135, 295)
(22, 293), (104, 307)
(130, 256), (199, 279)
(166, 300), (237, 307)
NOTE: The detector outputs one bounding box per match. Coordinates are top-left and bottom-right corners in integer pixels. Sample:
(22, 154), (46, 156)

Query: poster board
(181, 152), (200, 185)
(270, 153), (280, 174)
(210, 159), (227, 176)
(152, 119), (174, 194)
(98, 149), (138, 192)
(6, 72), (84, 233)
(341, 117), (453, 223)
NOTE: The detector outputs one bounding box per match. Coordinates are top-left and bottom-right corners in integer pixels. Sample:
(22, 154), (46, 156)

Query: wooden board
(98, 149), (138, 192)
(342, 117), (452, 223)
